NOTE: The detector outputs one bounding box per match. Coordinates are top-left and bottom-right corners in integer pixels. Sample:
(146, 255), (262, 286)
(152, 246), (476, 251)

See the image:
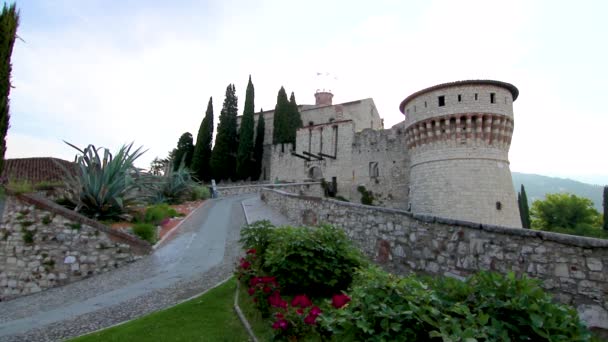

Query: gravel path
(0, 194), (258, 342)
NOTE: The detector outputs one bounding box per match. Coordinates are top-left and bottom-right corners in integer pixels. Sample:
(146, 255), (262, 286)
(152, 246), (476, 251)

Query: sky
(5, 0), (608, 185)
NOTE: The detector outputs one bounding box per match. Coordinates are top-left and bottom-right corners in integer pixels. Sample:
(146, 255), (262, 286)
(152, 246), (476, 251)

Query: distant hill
(512, 172), (605, 212)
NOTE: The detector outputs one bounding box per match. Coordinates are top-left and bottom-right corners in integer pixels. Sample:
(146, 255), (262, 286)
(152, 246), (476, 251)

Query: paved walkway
(0, 194), (290, 342)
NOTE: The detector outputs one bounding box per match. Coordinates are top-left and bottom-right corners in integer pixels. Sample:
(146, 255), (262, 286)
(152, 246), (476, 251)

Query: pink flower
(247, 287), (255, 296)
(304, 314), (318, 325)
(272, 319), (289, 330)
(332, 293), (351, 309)
(309, 306), (322, 317)
(246, 248), (256, 255)
(291, 294), (313, 308)
(268, 291), (288, 308)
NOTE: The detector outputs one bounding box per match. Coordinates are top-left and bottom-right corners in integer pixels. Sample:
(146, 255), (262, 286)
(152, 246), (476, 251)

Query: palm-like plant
(57, 142), (147, 220)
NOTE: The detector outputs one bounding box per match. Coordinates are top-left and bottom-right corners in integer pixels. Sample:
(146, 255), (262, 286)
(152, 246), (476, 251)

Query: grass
(70, 277), (250, 342)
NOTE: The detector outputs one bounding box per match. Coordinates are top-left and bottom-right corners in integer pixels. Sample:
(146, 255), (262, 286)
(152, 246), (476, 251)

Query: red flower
(240, 260), (251, 270)
(272, 319), (289, 330)
(247, 287), (255, 296)
(304, 314), (318, 325)
(291, 294), (312, 308)
(260, 276), (277, 285)
(250, 277), (262, 286)
(263, 286), (271, 294)
(275, 312), (284, 319)
(268, 291), (288, 308)
(332, 293), (351, 309)
(309, 306), (322, 317)
(296, 308), (304, 315)
(246, 248), (256, 255)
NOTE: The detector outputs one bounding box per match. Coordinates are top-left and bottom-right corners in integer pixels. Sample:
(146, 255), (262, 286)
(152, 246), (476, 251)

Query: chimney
(314, 91), (333, 106)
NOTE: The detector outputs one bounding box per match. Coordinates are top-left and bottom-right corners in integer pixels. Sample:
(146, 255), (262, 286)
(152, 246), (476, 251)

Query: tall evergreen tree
(192, 97), (214, 182)
(210, 84), (238, 181)
(252, 111), (265, 181)
(518, 184), (531, 228)
(0, 4), (19, 176)
(287, 92), (303, 146)
(236, 76), (255, 180)
(272, 86), (290, 144)
(172, 132), (194, 170)
(603, 186), (608, 231)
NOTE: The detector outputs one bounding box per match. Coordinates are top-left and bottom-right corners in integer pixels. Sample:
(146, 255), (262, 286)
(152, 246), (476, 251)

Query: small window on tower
(490, 93), (496, 104)
(475, 93), (478, 101)
(424, 101), (427, 108)
(438, 96), (445, 107)
(458, 94), (462, 102)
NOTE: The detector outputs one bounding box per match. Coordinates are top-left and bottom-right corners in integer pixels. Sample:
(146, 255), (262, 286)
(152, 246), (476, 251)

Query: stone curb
(234, 281), (259, 342)
(152, 200), (209, 250)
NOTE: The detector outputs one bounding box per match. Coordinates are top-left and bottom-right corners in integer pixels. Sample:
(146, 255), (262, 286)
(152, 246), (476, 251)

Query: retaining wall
(261, 188), (608, 329)
(217, 182), (323, 198)
(0, 193), (150, 301)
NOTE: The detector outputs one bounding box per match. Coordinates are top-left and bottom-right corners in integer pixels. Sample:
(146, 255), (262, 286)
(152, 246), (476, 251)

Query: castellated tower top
(314, 91), (333, 106)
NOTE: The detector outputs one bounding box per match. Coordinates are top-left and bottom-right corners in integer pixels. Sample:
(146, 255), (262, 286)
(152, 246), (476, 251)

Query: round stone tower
(314, 90), (333, 106)
(400, 80), (521, 227)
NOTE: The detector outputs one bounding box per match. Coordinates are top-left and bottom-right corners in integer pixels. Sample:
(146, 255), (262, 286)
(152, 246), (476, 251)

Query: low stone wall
(261, 189), (608, 329)
(0, 194), (151, 301)
(217, 182), (323, 198)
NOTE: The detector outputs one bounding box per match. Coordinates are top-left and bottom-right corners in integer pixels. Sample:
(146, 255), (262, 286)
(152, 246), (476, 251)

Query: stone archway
(307, 166), (323, 180)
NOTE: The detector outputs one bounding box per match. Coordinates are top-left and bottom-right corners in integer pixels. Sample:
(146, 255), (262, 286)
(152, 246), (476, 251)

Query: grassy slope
(71, 278), (249, 342)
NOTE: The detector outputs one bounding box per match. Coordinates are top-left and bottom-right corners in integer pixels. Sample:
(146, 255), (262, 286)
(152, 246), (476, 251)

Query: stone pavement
(0, 194), (290, 342)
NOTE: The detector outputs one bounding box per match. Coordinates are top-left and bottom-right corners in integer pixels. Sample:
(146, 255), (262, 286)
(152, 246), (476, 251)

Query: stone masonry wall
(261, 189), (608, 328)
(217, 182), (323, 198)
(0, 194), (150, 301)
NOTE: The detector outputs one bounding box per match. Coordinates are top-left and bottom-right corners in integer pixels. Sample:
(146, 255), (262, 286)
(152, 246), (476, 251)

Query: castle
(243, 80), (521, 227)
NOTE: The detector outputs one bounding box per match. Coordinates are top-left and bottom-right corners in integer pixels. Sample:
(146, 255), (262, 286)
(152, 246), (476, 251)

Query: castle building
(243, 80), (521, 227)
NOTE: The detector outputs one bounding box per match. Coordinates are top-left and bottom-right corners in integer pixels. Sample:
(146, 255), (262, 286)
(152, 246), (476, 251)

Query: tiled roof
(1, 157), (77, 184)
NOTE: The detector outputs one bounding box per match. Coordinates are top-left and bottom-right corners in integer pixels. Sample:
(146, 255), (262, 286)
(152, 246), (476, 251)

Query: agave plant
(143, 162), (196, 205)
(56, 142), (147, 220)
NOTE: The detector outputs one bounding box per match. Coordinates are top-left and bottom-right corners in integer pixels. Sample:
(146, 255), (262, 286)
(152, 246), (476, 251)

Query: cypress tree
(287, 92), (303, 146)
(519, 184), (531, 228)
(0, 4), (19, 176)
(192, 97), (214, 182)
(603, 186), (608, 231)
(252, 111), (265, 181)
(210, 84), (238, 181)
(272, 87), (289, 144)
(172, 132), (194, 170)
(236, 76), (255, 180)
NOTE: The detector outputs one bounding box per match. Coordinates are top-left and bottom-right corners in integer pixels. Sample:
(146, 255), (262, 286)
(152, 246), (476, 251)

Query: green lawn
(70, 277), (250, 342)
(237, 281), (274, 341)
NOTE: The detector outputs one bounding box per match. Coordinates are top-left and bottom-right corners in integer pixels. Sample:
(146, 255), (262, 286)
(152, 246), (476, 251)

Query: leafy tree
(531, 193), (601, 230)
(0, 4), (19, 176)
(171, 132), (194, 171)
(252, 110), (265, 181)
(272, 86), (290, 144)
(210, 84), (238, 181)
(149, 157), (169, 175)
(602, 186), (608, 231)
(518, 184), (531, 228)
(287, 92), (302, 146)
(236, 76), (255, 180)
(191, 97), (214, 182)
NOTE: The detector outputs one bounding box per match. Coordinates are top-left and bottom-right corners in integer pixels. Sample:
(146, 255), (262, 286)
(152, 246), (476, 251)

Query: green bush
(263, 224), (366, 297)
(144, 204), (179, 225)
(143, 164), (196, 204)
(239, 220), (274, 267)
(321, 268), (591, 341)
(190, 185), (210, 201)
(132, 223), (156, 243)
(357, 185), (374, 205)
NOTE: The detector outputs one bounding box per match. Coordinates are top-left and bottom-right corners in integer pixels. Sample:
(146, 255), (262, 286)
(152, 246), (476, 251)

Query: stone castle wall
(261, 189), (608, 329)
(0, 194), (150, 301)
(216, 182), (323, 198)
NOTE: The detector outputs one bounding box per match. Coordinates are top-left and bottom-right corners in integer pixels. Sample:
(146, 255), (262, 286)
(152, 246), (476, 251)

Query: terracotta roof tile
(1, 157), (77, 184)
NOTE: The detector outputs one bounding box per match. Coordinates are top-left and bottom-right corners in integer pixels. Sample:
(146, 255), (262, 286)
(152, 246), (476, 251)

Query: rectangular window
(438, 96), (445, 107)
(490, 93), (496, 103)
(475, 93), (478, 101)
(424, 101), (427, 108)
(458, 94), (462, 102)
(333, 126), (338, 156)
(369, 162), (379, 178)
(308, 129), (312, 152)
(319, 128), (323, 153)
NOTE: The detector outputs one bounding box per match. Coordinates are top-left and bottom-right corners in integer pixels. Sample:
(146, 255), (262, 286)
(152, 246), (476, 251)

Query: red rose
(263, 286), (271, 293)
(291, 294), (313, 308)
(240, 261), (251, 270)
(246, 248), (256, 254)
(304, 314), (318, 325)
(247, 287), (255, 296)
(272, 319), (289, 330)
(309, 306), (322, 317)
(332, 293), (351, 309)
(268, 291), (288, 308)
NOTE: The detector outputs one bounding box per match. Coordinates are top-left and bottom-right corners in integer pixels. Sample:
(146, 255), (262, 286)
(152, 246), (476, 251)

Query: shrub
(190, 185), (210, 201)
(239, 220), (275, 267)
(21, 229), (35, 244)
(143, 163), (196, 204)
(132, 223), (156, 243)
(42, 215), (53, 225)
(357, 185), (374, 205)
(144, 204), (179, 225)
(321, 268), (591, 341)
(56, 142), (146, 220)
(263, 224), (366, 297)
(7, 180), (34, 194)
